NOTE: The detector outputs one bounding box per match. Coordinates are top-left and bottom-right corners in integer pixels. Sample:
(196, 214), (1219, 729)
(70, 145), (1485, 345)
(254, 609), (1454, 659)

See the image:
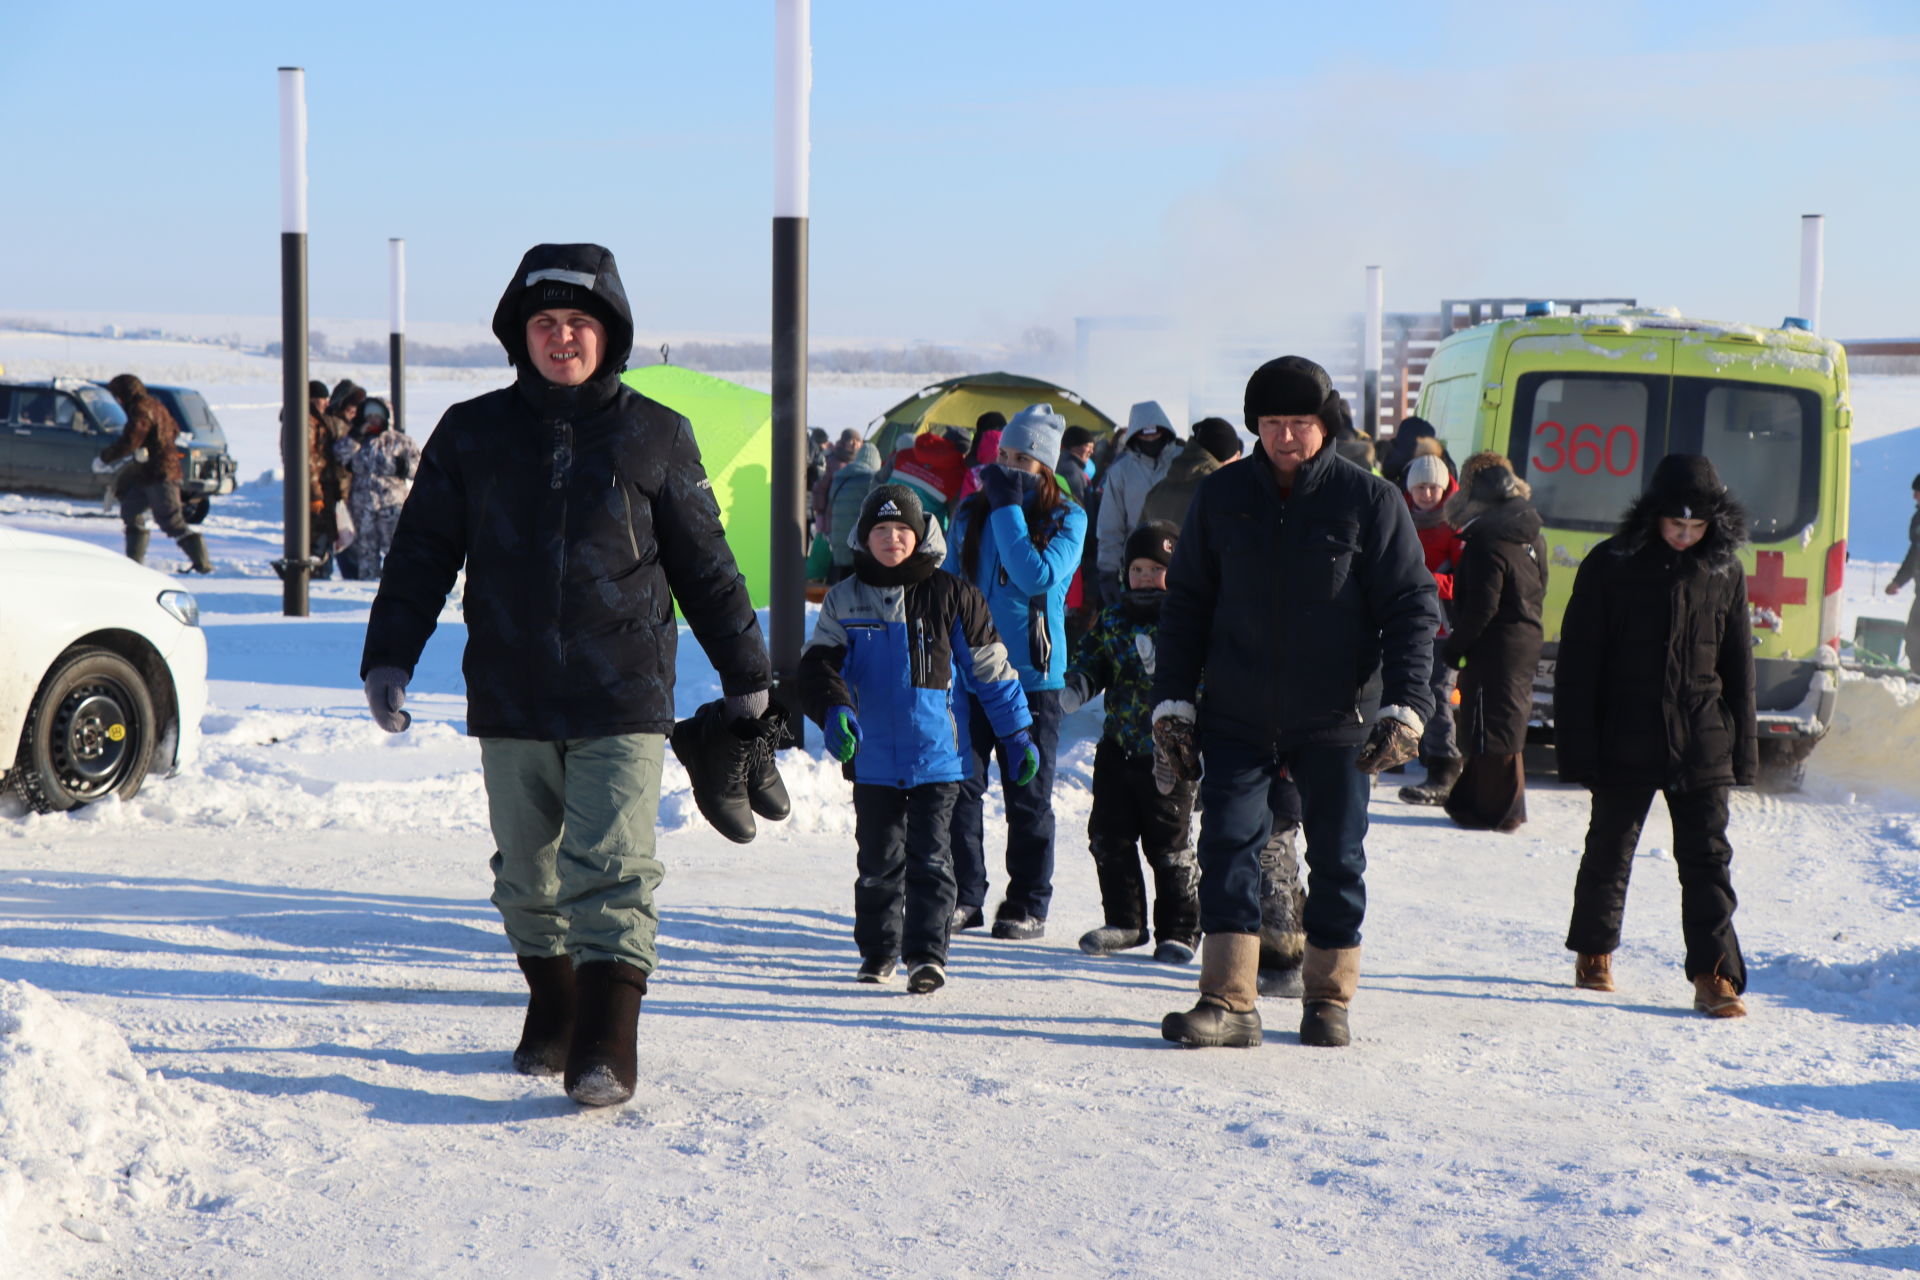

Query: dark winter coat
(800, 519), (1030, 788)
(1553, 491), (1757, 791)
(362, 242), (769, 740)
(1893, 504), (1920, 590)
(1138, 438), (1223, 532)
(1151, 442), (1440, 751)
(1441, 473), (1547, 757)
(1055, 450), (1091, 505)
(1067, 589), (1168, 757)
(826, 443), (881, 566)
(100, 393), (181, 486)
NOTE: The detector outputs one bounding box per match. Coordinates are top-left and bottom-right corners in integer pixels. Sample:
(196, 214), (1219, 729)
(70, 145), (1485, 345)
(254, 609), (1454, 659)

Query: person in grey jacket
(360, 243), (771, 1109)
(1887, 473), (1920, 668)
(1095, 401), (1179, 586)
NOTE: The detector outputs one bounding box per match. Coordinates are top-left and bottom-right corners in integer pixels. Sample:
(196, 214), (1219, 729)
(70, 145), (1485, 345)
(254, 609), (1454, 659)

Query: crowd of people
(354, 240), (1764, 1109)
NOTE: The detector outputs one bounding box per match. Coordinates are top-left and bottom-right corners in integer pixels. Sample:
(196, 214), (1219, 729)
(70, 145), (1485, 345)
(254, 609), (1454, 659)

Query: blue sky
(3, 0), (1917, 344)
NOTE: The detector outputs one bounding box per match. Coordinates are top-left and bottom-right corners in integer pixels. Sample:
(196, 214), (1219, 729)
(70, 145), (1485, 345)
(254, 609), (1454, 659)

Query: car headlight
(158, 590), (200, 627)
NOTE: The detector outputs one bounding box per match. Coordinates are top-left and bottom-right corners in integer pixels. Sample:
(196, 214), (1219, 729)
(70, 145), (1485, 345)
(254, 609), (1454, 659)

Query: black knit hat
(1123, 520), (1179, 571)
(308, 380), (329, 401)
(976, 411), (1008, 433)
(1190, 417), (1243, 463)
(1060, 424), (1095, 451)
(1645, 454), (1728, 519)
(1911, 472), (1920, 491)
(515, 277), (620, 335)
(1319, 390), (1355, 440)
(1243, 355), (1332, 427)
(855, 483), (928, 547)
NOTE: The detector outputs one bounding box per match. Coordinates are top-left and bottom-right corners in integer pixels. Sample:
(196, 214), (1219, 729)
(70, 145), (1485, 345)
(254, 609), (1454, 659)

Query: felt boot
(511, 953), (575, 1076)
(177, 532), (215, 574)
(564, 960), (648, 1107)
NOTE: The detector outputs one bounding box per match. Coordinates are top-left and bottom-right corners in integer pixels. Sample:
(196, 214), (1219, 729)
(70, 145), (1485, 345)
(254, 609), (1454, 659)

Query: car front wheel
(12, 649), (157, 813)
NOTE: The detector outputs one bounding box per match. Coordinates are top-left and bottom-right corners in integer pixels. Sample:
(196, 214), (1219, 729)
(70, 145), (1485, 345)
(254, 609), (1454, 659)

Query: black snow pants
(1566, 784), (1745, 992)
(1087, 740), (1199, 946)
(853, 782), (961, 968)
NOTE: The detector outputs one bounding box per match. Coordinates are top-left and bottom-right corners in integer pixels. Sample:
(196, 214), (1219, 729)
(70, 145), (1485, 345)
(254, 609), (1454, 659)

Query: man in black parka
(361, 243), (771, 1105)
(1556, 454), (1756, 1017)
(1150, 355), (1439, 1049)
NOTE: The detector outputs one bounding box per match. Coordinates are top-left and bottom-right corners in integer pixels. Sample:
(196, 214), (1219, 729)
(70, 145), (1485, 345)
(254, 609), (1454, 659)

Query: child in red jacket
(1398, 443), (1467, 805)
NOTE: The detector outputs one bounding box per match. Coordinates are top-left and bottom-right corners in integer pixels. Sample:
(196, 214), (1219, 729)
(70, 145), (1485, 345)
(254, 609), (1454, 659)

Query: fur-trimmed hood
(1613, 454), (1749, 570)
(1444, 451), (1537, 538)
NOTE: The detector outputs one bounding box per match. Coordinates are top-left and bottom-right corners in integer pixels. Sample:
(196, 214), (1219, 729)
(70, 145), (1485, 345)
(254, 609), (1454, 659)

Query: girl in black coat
(1440, 452), (1547, 833)
(1555, 455), (1757, 1018)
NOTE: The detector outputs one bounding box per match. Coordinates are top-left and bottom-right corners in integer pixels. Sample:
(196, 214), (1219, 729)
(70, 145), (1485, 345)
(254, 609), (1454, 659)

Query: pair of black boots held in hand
(669, 697), (794, 843)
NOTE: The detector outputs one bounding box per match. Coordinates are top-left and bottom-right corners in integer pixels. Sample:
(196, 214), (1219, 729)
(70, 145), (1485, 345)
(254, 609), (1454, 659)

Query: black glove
(1354, 715), (1420, 775)
(395, 456), (411, 481)
(978, 463), (1024, 511)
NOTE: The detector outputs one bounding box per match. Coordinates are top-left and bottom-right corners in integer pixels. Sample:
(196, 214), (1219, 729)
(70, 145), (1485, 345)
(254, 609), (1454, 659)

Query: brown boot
(511, 953), (575, 1076)
(1300, 944), (1361, 1047)
(565, 960), (649, 1105)
(1692, 973), (1747, 1019)
(1161, 933), (1261, 1047)
(1574, 953), (1614, 992)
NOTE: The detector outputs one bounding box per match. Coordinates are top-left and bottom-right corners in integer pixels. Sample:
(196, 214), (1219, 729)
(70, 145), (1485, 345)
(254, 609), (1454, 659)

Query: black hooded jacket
(361, 243), (769, 739)
(1151, 441), (1439, 751)
(1553, 475), (1756, 791)
(1441, 464), (1547, 757)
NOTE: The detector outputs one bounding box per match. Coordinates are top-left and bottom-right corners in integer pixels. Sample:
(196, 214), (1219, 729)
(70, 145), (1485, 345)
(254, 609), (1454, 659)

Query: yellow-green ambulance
(1416, 308), (1850, 787)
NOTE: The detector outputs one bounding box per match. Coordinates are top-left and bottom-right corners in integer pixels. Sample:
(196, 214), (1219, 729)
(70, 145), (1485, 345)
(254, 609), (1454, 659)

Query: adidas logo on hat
(879, 499), (902, 517)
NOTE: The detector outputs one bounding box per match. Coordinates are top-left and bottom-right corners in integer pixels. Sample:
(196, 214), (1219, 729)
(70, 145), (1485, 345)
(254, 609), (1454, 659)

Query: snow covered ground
(2, 333), (1919, 1278)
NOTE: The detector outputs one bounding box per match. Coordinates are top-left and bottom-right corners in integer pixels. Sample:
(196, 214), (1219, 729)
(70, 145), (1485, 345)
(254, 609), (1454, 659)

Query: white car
(0, 526), (207, 812)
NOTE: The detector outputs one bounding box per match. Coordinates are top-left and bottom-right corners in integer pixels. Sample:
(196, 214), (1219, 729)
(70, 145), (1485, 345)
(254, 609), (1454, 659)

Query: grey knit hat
(1000, 403), (1067, 469)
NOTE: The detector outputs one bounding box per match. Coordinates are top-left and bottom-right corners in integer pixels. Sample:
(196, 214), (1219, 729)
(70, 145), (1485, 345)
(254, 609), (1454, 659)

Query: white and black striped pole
(388, 237), (406, 434)
(771, 0), (810, 739)
(1362, 265), (1383, 440)
(278, 66), (311, 618)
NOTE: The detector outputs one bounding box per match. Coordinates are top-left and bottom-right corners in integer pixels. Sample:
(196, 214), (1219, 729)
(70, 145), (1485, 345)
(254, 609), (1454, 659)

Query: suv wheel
(12, 649), (157, 813)
(183, 496), (210, 524)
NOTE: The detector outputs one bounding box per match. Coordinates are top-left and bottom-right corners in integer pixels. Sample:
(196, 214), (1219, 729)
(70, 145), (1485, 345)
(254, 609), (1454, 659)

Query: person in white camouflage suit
(336, 397), (421, 578)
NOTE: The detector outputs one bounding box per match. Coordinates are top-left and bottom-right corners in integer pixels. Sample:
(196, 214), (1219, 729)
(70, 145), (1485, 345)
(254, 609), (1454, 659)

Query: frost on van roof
(1502, 311), (1841, 375)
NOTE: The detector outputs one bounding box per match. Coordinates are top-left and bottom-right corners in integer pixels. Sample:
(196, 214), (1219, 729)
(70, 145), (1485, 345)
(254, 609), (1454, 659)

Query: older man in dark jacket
(1150, 356), (1439, 1049)
(361, 243), (771, 1106)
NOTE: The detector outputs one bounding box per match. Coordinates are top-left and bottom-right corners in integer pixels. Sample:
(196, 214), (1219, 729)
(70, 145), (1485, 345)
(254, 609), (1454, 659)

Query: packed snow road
(2, 562), (1917, 1277)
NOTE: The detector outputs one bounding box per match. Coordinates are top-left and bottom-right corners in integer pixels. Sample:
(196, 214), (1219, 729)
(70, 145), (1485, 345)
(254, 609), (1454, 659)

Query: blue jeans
(1196, 733), (1371, 950)
(951, 688), (1063, 920)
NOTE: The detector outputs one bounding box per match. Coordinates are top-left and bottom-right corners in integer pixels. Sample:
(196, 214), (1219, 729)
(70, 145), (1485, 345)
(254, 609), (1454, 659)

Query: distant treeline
(272, 334), (977, 374)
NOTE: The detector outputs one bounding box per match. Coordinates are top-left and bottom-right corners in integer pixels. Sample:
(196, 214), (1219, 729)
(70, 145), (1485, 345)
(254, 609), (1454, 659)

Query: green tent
(868, 371), (1117, 463)
(621, 365), (771, 607)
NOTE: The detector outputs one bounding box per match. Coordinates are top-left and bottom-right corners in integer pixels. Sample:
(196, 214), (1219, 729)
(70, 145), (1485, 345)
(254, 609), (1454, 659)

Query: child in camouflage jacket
(1061, 521), (1199, 962)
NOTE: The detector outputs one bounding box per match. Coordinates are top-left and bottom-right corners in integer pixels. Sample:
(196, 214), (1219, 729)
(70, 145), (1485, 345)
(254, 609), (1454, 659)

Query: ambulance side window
(1510, 374), (1665, 532)
(1420, 376), (1478, 462)
(1670, 380), (1819, 543)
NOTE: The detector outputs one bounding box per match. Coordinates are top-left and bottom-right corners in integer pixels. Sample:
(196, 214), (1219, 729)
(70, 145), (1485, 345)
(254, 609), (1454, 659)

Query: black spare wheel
(13, 649), (157, 813)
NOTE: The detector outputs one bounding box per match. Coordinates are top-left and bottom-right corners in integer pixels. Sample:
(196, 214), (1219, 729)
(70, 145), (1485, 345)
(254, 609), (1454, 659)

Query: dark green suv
(0, 378), (238, 522)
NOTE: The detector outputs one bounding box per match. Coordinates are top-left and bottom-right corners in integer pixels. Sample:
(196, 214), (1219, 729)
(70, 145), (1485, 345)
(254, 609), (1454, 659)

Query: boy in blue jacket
(800, 485), (1038, 994)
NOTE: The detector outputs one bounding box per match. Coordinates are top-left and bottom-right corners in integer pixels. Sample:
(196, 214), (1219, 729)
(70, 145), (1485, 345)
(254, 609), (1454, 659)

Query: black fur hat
(1243, 355), (1332, 427)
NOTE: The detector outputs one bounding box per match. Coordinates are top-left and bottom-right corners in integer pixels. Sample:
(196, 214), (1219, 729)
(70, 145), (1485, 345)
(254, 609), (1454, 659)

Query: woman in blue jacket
(944, 403), (1089, 939)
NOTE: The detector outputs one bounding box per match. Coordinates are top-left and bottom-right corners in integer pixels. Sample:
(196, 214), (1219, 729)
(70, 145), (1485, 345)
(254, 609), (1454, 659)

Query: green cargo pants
(479, 734), (667, 972)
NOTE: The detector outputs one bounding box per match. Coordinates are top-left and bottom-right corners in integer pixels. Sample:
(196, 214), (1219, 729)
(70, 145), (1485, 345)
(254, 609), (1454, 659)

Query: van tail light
(1821, 538), (1846, 649)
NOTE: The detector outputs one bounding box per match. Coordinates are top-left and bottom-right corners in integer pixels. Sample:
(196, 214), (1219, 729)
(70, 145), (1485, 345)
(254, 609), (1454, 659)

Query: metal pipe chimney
(1799, 214), (1824, 334)
(278, 67), (311, 618)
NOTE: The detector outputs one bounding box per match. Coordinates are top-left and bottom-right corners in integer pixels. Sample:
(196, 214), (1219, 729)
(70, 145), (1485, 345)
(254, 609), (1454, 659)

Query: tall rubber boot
(125, 526), (150, 565)
(511, 953), (575, 1076)
(1300, 944), (1361, 1047)
(565, 960), (648, 1107)
(177, 532), (214, 575)
(1080, 837), (1149, 955)
(1161, 933), (1262, 1047)
(1257, 823), (1306, 996)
